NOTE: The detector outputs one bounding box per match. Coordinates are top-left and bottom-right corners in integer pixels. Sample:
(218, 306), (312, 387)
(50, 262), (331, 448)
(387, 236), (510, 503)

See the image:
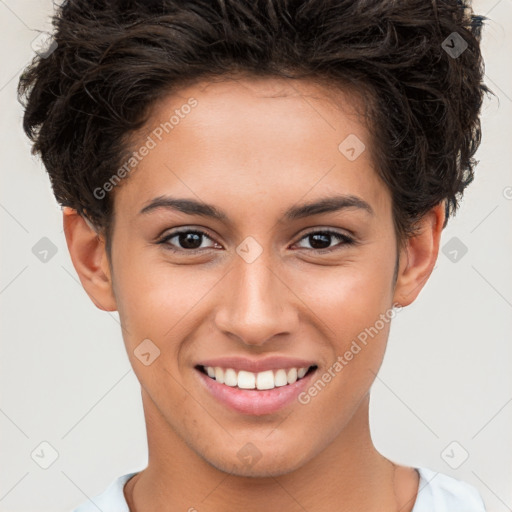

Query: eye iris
(179, 232), (202, 249)
(309, 233), (331, 249)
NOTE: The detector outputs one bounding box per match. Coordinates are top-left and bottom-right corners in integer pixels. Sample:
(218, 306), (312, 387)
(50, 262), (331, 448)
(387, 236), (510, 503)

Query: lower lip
(196, 367), (317, 416)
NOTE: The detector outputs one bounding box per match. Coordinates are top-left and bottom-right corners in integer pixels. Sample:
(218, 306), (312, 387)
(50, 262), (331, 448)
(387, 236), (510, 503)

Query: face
(99, 76), (404, 476)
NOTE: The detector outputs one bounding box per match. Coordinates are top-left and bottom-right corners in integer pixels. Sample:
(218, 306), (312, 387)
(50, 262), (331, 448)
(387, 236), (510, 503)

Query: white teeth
(203, 365), (313, 389)
(287, 367), (297, 384)
(224, 368), (238, 387)
(214, 367), (224, 384)
(274, 369), (288, 387)
(297, 367), (308, 379)
(256, 370), (275, 390)
(237, 370), (256, 389)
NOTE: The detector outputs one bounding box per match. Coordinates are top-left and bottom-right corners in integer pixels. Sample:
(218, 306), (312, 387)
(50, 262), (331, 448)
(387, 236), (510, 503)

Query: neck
(125, 392), (418, 512)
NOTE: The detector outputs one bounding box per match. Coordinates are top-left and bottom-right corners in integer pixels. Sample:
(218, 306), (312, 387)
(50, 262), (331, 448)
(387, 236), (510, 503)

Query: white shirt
(71, 466), (486, 511)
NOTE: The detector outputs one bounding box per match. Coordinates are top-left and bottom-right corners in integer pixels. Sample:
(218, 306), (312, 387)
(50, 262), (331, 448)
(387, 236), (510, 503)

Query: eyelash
(156, 228), (356, 254)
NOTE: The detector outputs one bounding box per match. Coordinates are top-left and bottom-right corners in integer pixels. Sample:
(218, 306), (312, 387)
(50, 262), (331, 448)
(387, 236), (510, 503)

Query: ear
(392, 202), (445, 307)
(62, 207), (117, 311)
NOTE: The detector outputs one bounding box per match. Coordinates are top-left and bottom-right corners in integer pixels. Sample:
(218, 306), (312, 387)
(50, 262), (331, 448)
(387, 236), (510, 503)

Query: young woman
(18, 0), (491, 510)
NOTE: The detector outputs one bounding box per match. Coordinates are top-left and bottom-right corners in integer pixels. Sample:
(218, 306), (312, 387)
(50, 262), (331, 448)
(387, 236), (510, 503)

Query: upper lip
(195, 356), (317, 373)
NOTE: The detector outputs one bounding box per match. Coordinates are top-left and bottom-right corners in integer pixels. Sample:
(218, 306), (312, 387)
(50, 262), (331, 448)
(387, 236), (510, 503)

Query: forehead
(113, 75), (389, 223)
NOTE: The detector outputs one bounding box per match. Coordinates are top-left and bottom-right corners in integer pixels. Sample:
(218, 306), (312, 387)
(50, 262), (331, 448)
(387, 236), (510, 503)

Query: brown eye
(157, 229), (219, 252)
(294, 230), (355, 252)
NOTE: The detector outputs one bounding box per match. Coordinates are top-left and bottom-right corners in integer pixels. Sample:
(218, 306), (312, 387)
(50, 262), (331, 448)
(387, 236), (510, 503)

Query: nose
(214, 250), (299, 347)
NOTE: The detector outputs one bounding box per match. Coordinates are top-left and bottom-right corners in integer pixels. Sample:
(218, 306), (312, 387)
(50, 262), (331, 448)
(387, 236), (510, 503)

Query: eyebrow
(138, 194), (374, 221)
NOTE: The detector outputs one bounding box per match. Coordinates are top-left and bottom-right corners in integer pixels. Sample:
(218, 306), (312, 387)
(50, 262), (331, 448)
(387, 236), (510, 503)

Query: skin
(63, 76), (444, 512)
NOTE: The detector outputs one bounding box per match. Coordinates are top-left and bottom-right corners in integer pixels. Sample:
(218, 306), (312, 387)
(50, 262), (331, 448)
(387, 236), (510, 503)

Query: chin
(203, 443), (311, 478)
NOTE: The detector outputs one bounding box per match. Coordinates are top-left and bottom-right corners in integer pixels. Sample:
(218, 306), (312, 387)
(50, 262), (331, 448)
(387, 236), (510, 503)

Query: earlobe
(62, 207), (117, 312)
(392, 202), (445, 307)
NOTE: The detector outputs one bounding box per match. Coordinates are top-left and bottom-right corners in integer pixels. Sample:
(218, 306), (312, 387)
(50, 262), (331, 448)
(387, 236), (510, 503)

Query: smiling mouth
(195, 364), (318, 390)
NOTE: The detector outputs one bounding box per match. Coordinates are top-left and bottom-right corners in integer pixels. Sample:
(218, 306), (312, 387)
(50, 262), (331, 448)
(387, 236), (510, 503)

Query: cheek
(290, 255), (395, 340)
(112, 251), (225, 375)
(114, 249), (202, 327)
(286, 250), (395, 406)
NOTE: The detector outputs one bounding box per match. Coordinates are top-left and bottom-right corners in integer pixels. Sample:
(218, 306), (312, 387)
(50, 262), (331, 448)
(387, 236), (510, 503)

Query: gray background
(1, 1), (511, 511)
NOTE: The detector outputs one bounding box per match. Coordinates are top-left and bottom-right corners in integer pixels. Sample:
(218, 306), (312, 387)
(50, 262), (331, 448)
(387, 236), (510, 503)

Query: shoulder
(70, 472), (136, 512)
(412, 466), (486, 512)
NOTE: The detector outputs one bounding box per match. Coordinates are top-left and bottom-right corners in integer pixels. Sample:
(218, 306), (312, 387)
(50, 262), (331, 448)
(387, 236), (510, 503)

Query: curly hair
(18, 0), (493, 258)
